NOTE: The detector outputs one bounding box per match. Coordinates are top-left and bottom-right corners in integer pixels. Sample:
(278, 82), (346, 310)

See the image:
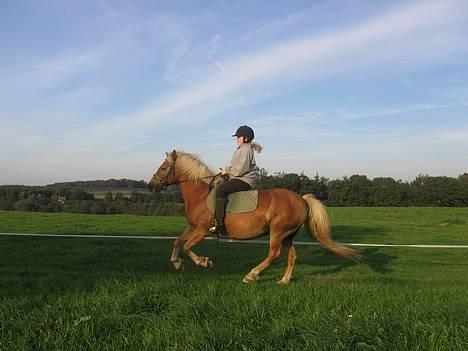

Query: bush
(14, 198), (37, 212)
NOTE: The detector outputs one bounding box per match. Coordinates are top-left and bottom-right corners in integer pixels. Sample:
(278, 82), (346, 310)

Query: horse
(148, 150), (360, 284)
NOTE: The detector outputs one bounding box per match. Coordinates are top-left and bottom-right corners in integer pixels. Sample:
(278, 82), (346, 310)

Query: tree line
(48, 178), (147, 190)
(257, 172), (468, 207)
(0, 186), (183, 216)
(0, 172), (467, 216)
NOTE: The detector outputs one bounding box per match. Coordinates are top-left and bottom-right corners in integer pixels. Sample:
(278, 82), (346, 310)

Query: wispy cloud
(33, 52), (103, 85)
(208, 33), (228, 75)
(1, 0), (467, 184)
(86, 0), (467, 134)
(323, 103), (468, 121)
(10, 0), (463, 170)
(1, 49), (104, 95)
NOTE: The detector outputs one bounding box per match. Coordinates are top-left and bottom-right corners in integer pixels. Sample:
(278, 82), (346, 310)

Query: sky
(1, 0), (468, 185)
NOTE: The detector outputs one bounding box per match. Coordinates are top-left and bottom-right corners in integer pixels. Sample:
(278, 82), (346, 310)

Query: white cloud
(87, 0), (468, 134)
(2, 0), (468, 184)
(33, 52), (103, 85)
(1, 50), (104, 96)
(317, 103), (468, 122)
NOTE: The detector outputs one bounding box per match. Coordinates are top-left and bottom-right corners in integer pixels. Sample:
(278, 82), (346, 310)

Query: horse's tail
(302, 194), (361, 262)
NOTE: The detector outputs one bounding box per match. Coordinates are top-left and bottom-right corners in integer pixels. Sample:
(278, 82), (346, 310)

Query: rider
(210, 125), (262, 235)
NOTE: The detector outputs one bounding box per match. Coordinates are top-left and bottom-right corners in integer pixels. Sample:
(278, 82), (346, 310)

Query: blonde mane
(175, 151), (215, 184)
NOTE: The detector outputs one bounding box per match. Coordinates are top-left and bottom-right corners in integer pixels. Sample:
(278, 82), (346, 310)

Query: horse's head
(148, 150), (178, 192)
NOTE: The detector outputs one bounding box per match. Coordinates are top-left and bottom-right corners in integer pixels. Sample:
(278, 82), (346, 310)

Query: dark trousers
(214, 179), (251, 230)
(216, 179), (251, 199)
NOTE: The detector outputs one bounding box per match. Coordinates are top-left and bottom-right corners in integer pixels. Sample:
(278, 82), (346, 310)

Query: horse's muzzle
(148, 182), (162, 192)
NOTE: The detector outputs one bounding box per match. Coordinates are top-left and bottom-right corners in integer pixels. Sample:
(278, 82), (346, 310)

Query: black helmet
(232, 125), (254, 142)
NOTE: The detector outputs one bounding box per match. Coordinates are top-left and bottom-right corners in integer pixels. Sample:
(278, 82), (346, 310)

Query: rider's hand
(220, 168), (227, 175)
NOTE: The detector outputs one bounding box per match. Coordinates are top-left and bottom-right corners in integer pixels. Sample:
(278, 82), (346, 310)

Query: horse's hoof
(242, 274), (258, 283)
(276, 279), (289, 285)
(173, 259), (184, 271)
(198, 257), (213, 268)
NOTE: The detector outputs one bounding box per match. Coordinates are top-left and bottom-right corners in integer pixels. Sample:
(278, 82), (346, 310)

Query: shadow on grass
(0, 237), (273, 294)
(360, 248), (396, 273)
(331, 224), (389, 242)
(291, 225), (396, 275)
(0, 237), (177, 296)
(330, 225), (396, 274)
(0, 225), (396, 296)
(290, 246), (396, 278)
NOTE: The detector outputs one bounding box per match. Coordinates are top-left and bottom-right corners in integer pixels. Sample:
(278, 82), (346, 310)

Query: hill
(46, 178), (148, 190)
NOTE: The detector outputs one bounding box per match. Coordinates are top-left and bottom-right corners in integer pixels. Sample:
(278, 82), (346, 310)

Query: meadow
(0, 208), (467, 350)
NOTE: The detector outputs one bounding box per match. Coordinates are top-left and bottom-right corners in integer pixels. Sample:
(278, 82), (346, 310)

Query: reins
(162, 174), (220, 190)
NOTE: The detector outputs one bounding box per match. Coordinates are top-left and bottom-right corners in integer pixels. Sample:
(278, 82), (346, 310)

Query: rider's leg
(210, 179), (251, 235)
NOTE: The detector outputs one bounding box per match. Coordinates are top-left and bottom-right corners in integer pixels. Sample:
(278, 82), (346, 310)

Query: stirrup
(209, 225), (226, 235)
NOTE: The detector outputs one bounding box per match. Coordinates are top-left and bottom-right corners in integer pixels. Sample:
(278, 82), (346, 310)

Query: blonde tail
(302, 194), (360, 262)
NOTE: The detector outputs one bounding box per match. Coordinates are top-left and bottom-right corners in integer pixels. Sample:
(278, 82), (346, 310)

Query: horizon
(1, 170), (466, 188)
(1, 0), (467, 185)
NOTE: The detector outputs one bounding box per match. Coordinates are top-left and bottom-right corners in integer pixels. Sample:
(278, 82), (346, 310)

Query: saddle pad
(207, 189), (258, 214)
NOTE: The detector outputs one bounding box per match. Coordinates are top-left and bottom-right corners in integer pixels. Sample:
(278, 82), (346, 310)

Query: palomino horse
(148, 150), (360, 284)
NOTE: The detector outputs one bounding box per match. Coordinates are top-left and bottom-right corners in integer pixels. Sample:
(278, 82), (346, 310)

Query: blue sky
(1, 0), (467, 185)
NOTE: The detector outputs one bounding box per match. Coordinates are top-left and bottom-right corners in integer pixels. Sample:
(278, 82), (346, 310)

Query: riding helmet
(232, 125), (255, 142)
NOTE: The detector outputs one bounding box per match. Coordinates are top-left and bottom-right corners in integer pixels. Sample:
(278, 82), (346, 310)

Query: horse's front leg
(183, 228), (213, 268)
(170, 226), (192, 271)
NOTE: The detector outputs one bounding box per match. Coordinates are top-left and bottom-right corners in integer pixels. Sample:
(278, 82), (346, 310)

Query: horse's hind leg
(242, 235), (284, 283)
(277, 235), (297, 285)
(243, 223), (300, 283)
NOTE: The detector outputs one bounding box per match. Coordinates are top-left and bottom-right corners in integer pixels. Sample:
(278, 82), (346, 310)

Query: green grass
(1, 207), (467, 244)
(0, 211), (187, 236)
(0, 209), (467, 350)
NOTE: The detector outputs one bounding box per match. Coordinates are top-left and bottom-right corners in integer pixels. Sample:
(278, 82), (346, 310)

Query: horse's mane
(175, 151), (215, 184)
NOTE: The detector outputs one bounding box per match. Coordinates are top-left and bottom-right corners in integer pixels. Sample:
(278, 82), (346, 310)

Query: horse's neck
(176, 170), (210, 211)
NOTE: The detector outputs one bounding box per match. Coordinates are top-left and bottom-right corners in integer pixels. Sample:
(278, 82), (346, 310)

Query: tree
(408, 174), (430, 206)
(328, 178), (350, 206)
(130, 190), (144, 202)
(371, 177), (403, 206)
(348, 175), (372, 206)
(104, 191), (113, 201)
(309, 173), (329, 200)
(459, 173), (468, 182)
(91, 201), (107, 214)
(114, 192), (126, 201)
(14, 197), (37, 212)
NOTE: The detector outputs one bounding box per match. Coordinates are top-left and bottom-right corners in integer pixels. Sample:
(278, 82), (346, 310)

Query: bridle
(159, 156), (178, 190)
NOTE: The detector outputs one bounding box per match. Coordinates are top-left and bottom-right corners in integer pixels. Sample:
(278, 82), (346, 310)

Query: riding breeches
(216, 179), (251, 199)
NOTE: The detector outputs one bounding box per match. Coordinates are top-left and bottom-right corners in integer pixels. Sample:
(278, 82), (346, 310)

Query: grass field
(0, 208), (467, 350)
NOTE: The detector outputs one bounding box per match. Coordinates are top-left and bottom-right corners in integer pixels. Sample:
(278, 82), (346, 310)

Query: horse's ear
(166, 150), (177, 163)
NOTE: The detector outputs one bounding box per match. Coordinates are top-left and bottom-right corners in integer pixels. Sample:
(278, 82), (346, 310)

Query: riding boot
(210, 198), (227, 235)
